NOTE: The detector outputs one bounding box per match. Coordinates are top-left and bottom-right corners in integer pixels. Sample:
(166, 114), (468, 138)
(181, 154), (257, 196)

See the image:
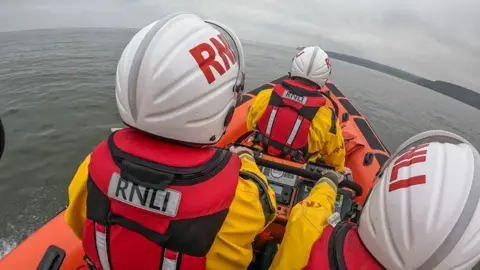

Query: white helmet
(359, 130), (480, 270)
(290, 46), (331, 87)
(115, 13), (245, 144)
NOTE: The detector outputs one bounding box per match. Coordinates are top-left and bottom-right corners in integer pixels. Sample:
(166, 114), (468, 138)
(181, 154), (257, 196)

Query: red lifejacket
(254, 79), (329, 162)
(82, 128), (241, 270)
(304, 221), (384, 270)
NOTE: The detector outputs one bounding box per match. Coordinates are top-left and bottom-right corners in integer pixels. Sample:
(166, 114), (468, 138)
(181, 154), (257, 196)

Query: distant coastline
(0, 29), (478, 110)
(297, 47), (480, 111)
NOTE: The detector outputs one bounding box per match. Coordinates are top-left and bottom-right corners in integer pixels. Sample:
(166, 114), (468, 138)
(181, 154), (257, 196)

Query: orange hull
(0, 76), (389, 269)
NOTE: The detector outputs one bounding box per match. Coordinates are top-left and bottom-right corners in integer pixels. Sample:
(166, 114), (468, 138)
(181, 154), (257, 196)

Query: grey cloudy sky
(1, 0), (479, 91)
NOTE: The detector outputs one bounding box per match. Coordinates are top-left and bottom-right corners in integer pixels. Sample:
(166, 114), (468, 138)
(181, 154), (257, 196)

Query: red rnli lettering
(325, 57), (332, 70)
(211, 34), (236, 69)
(299, 201), (322, 208)
(296, 50), (305, 58)
(189, 34), (237, 84)
(332, 143), (345, 154)
(389, 143), (429, 192)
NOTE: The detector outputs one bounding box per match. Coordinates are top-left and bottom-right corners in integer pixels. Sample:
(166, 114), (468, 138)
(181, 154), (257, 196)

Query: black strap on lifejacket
(328, 221), (354, 270)
(86, 132), (233, 257)
(327, 221), (385, 270)
(328, 107), (338, 135)
(108, 131), (231, 189)
(86, 176), (172, 246)
(252, 131), (311, 162)
(254, 81), (324, 161)
(84, 255), (97, 270)
(87, 174), (230, 257)
(282, 81), (324, 97)
(269, 82), (323, 120)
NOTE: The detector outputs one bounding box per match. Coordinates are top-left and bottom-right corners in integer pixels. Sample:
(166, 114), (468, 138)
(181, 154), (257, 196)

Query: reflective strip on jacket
(247, 87), (346, 172)
(65, 146), (276, 270)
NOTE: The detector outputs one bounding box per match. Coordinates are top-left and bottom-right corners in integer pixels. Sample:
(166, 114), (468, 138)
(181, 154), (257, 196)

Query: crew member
(271, 130), (480, 269)
(246, 46), (346, 172)
(65, 14), (277, 270)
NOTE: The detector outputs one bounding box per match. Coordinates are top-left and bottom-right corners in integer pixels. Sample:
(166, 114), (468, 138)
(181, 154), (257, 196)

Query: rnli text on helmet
(389, 143), (428, 192)
(189, 34), (237, 84)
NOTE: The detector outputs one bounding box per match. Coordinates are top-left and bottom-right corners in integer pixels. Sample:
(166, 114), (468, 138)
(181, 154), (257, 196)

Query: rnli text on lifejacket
(282, 90), (307, 105)
(107, 173), (181, 217)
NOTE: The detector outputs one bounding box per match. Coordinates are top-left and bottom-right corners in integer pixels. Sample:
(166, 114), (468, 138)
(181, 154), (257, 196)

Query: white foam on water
(0, 237), (18, 259)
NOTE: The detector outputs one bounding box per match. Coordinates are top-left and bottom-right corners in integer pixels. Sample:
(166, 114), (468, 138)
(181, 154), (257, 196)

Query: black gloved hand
(320, 170), (344, 186)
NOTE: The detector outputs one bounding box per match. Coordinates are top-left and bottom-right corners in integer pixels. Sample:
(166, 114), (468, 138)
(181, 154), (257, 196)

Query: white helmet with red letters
(290, 46), (331, 87)
(115, 13), (245, 144)
(359, 130), (480, 269)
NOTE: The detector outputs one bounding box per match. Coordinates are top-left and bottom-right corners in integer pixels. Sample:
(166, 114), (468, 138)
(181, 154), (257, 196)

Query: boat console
(254, 151), (363, 224)
(247, 151), (364, 269)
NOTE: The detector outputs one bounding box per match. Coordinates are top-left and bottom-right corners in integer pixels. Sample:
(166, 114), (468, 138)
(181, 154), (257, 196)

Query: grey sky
(1, 0), (479, 91)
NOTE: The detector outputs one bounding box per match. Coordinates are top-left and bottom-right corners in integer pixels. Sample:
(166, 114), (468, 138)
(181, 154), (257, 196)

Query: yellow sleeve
(307, 107), (346, 172)
(207, 153), (277, 270)
(270, 178), (337, 270)
(64, 154), (91, 239)
(246, 88), (273, 131)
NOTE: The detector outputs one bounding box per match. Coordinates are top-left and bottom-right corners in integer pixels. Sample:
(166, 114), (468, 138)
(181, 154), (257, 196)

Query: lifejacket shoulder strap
(252, 131), (310, 162)
(269, 82), (326, 121)
(86, 177), (171, 246)
(328, 222), (354, 270)
(281, 81), (324, 97)
(108, 131), (231, 190)
(328, 222), (384, 270)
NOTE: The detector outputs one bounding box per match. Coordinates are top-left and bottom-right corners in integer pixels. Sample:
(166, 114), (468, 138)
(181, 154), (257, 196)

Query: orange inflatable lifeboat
(0, 76), (390, 270)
